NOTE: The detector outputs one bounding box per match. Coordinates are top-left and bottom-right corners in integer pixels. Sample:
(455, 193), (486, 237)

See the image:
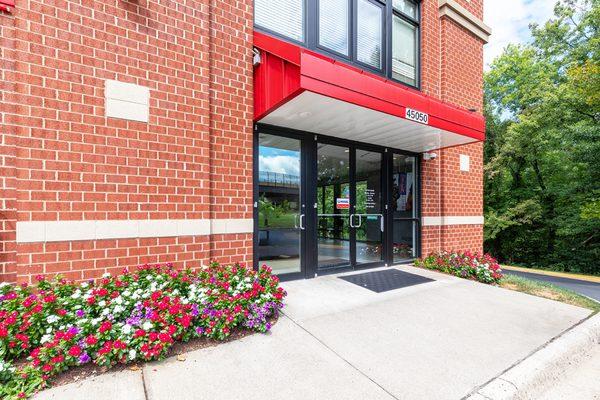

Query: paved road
(505, 269), (600, 302)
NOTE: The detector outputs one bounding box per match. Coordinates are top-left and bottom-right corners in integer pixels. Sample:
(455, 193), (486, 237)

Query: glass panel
(392, 154), (416, 262)
(319, 0), (349, 55)
(355, 150), (383, 264)
(356, 0), (382, 69)
(258, 133), (302, 274)
(392, 15), (417, 86)
(393, 0), (417, 19)
(317, 144), (351, 271)
(255, 0), (304, 42)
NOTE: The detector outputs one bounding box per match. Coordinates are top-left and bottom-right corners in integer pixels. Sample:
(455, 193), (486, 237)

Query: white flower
(102, 308), (110, 316)
(71, 290), (81, 299)
(122, 324), (133, 335)
(128, 349), (137, 360)
(46, 315), (59, 324)
(41, 334), (52, 344)
(114, 305), (124, 314)
(142, 321), (153, 330)
(102, 272), (111, 278)
(114, 296), (123, 305)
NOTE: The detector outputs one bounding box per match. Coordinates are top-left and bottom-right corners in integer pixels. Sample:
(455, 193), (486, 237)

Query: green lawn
(500, 274), (600, 313)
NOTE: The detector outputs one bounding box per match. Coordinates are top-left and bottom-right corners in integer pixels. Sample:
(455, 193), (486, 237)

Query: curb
(501, 265), (600, 283)
(466, 312), (600, 400)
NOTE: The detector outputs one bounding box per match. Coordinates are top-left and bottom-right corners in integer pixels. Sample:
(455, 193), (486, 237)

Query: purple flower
(67, 326), (79, 335)
(79, 353), (91, 364)
(191, 304), (199, 317)
(76, 309), (85, 318)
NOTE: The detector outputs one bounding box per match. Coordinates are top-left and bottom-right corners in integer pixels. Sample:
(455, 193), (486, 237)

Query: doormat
(339, 269), (434, 293)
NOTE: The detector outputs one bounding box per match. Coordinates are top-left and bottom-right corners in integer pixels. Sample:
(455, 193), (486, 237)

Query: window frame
(254, 0), (421, 90)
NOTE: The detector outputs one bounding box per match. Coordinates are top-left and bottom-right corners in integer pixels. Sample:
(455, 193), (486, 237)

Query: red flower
(158, 333), (172, 343)
(134, 329), (146, 338)
(149, 332), (159, 342)
(99, 321), (112, 333)
(43, 294), (56, 303)
(68, 345), (82, 357)
(86, 296), (95, 305)
(85, 335), (98, 345)
(32, 304), (43, 313)
(57, 309), (67, 316)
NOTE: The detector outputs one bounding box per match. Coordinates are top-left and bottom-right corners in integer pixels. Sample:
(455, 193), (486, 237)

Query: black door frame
(254, 123), (421, 280)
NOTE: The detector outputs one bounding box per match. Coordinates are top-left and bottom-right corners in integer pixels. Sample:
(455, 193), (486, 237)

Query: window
(255, 0), (304, 42)
(392, 0), (419, 86)
(318, 0), (349, 56)
(254, 0), (420, 88)
(356, 0), (383, 69)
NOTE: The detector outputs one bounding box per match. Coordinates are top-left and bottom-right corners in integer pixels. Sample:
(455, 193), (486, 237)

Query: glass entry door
(315, 142), (384, 273)
(316, 143), (351, 270)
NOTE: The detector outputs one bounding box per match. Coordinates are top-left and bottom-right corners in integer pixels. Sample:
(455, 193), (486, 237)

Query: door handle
(299, 214), (305, 230)
(349, 214), (362, 228)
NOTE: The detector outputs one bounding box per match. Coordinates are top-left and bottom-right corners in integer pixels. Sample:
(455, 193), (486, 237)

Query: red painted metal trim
(254, 31), (302, 66)
(253, 32), (485, 141)
(0, 0), (14, 12)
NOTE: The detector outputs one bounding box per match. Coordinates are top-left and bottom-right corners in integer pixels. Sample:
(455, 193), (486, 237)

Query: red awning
(254, 32), (485, 153)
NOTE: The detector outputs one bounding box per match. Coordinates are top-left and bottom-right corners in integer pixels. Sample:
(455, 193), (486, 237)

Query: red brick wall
(208, 0), (253, 263)
(4, 0), (253, 283)
(420, 0), (485, 255)
(0, 8), (17, 282)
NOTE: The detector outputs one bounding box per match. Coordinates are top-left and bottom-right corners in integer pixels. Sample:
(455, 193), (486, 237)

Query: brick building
(0, 0), (490, 283)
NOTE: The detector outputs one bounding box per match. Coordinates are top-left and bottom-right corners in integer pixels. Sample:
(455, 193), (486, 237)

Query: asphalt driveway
(504, 269), (600, 302)
(36, 266), (592, 400)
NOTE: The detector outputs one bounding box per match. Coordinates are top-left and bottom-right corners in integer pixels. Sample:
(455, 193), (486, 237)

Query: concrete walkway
(35, 266), (592, 400)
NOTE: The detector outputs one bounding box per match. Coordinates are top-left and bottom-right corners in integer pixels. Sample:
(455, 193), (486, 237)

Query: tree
(484, 0), (599, 274)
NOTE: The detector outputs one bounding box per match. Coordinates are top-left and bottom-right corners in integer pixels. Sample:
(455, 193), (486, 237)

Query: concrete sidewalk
(35, 266), (592, 400)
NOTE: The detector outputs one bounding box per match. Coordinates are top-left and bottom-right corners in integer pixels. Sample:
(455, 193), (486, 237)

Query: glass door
(316, 143), (351, 271)
(354, 148), (384, 266)
(315, 142), (385, 273)
(256, 132), (306, 278)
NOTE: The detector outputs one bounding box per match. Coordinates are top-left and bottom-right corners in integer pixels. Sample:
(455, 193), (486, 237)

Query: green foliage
(484, 0), (599, 275)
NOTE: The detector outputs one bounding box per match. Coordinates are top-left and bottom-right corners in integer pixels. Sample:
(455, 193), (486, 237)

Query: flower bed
(415, 251), (503, 284)
(0, 262), (286, 399)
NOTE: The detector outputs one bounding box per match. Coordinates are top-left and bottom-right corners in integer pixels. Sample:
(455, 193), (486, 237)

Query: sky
(483, 0), (556, 68)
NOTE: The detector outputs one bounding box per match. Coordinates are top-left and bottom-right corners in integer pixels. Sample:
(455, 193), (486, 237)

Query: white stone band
(422, 216), (484, 226)
(16, 219), (254, 243)
(439, 0), (492, 43)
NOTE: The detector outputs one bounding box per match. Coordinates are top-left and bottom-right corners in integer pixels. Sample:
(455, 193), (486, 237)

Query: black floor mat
(339, 269), (434, 293)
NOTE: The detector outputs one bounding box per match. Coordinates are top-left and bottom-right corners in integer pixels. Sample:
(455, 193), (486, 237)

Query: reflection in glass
(355, 150), (383, 264)
(392, 154), (416, 261)
(258, 133), (302, 274)
(317, 144), (350, 270)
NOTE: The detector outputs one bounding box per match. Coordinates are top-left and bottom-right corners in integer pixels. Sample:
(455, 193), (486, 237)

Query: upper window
(254, 0), (421, 88)
(318, 0), (350, 56)
(255, 0), (304, 42)
(356, 0), (383, 69)
(392, 0), (419, 86)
